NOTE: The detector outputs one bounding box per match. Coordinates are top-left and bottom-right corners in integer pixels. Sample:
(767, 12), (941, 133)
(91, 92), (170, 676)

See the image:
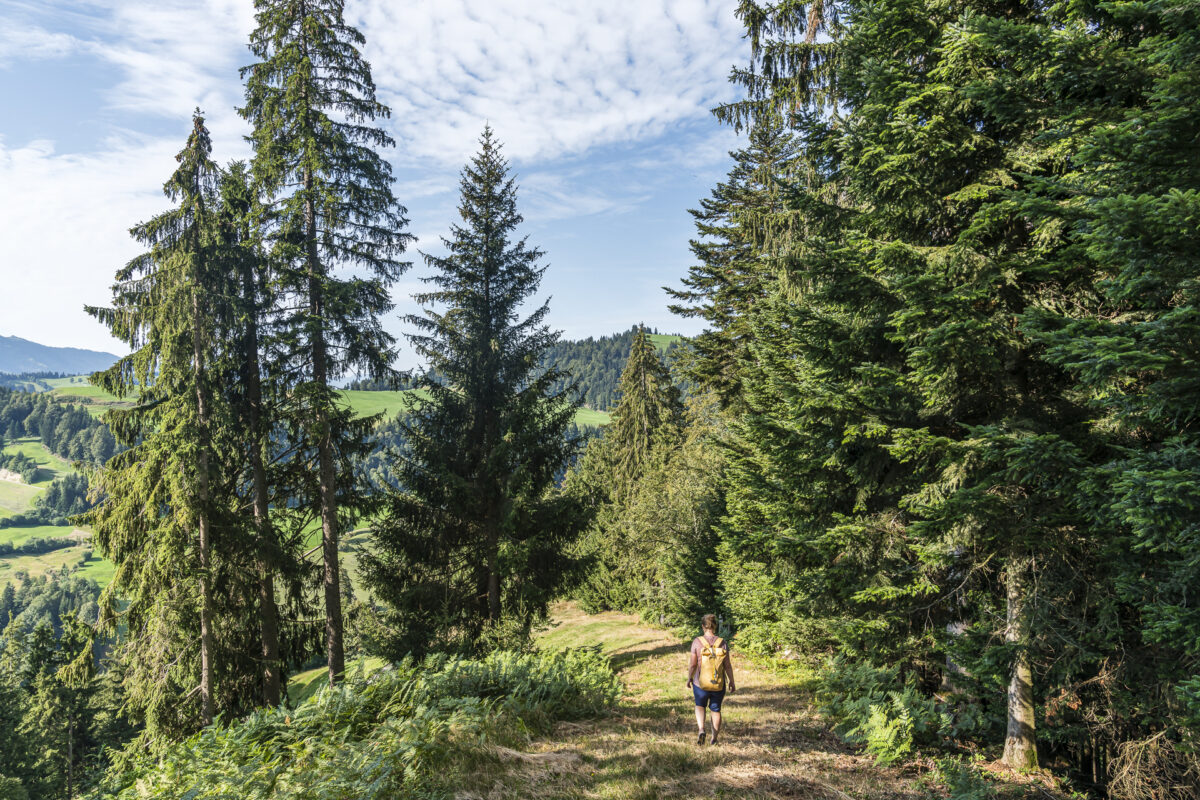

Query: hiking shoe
(697, 731), (706, 746)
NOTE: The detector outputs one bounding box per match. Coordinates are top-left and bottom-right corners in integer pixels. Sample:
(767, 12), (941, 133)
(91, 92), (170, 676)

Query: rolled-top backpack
(698, 637), (727, 692)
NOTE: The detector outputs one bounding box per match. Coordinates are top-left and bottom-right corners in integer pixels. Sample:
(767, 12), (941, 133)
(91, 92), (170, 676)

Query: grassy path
(496, 603), (926, 800)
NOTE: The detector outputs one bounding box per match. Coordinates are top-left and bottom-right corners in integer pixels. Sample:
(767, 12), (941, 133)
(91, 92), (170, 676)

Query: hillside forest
(1, 0), (1198, 798)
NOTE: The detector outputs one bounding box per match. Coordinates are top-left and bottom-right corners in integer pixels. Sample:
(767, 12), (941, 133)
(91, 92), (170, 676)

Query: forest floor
(458, 603), (933, 800)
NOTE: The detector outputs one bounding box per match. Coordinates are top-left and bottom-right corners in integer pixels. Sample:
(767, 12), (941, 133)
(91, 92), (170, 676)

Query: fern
(92, 649), (620, 799)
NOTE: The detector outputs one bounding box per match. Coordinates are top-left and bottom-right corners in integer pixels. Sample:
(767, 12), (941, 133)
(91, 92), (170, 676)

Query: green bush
(931, 757), (998, 800)
(817, 657), (950, 766)
(93, 648), (620, 799)
(0, 776), (28, 800)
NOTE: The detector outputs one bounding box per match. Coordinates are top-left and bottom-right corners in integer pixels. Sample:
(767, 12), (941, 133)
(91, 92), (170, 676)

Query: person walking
(686, 613), (735, 745)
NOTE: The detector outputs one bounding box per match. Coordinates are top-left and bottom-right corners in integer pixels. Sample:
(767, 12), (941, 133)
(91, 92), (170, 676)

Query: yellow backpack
(697, 636), (727, 691)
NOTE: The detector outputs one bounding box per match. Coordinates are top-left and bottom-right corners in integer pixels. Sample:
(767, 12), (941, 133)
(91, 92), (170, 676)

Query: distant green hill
(543, 327), (687, 412)
(0, 335), (119, 375)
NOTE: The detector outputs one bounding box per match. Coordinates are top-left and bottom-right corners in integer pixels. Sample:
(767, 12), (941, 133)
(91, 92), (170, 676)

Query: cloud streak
(359, 0), (744, 164)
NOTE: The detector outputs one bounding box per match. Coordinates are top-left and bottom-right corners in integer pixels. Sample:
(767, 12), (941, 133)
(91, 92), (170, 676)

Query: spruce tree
(240, 0), (412, 683)
(667, 116), (798, 409)
(364, 128), (583, 656)
(707, 0), (1108, 772)
(86, 112), (242, 731)
(212, 162), (295, 708)
(567, 327), (685, 613)
(1019, 0), (1200, 766)
(21, 615), (94, 800)
(0, 624), (38, 793)
(602, 326), (684, 502)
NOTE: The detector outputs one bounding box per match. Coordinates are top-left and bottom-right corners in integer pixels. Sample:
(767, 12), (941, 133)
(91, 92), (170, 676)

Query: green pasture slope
(49, 380), (610, 426)
(47, 378), (129, 418)
(0, 480), (42, 519)
(648, 332), (684, 352)
(0, 524), (84, 548)
(341, 387), (611, 426)
(0, 546), (91, 581)
(3, 437), (75, 486)
(339, 388), (429, 419)
(0, 435), (97, 582)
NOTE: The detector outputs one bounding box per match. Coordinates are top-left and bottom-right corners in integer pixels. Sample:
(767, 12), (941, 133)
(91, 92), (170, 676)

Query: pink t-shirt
(690, 634), (730, 684)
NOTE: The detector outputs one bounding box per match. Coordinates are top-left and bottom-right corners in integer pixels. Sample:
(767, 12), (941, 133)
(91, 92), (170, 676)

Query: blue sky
(0, 0), (748, 368)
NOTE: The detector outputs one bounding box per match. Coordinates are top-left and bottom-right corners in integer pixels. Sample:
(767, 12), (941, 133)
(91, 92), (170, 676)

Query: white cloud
(0, 23), (80, 65)
(0, 0), (749, 352)
(0, 133), (181, 350)
(95, 0), (254, 125)
(356, 0), (745, 165)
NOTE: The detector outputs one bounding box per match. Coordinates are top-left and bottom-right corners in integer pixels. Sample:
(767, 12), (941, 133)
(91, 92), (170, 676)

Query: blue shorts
(693, 685), (725, 712)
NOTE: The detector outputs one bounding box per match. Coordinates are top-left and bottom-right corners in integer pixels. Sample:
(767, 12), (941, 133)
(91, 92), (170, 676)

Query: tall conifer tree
(567, 328), (685, 613)
(602, 326), (684, 503)
(86, 113), (239, 731)
(708, 0), (1101, 771)
(1019, 0), (1200, 770)
(240, 0), (412, 683)
(364, 128), (583, 656)
(212, 162), (291, 707)
(668, 116), (798, 409)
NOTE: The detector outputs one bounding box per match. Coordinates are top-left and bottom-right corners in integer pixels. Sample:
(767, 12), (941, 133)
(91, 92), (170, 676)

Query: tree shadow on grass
(605, 684), (855, 757)
(609, 641), (684, 672)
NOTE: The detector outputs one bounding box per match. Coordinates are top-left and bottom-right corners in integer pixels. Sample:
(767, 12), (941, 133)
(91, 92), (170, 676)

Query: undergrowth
(92, 648), (620, 799)
(817, 658), (959, 767)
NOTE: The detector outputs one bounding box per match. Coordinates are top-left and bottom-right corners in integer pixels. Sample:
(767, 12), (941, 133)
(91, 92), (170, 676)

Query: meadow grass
(0, 524), (80, 548)
(75, 551), (115, 585)
(43, 376), (94, 389)
(2, 437), (78, 486)
(50, 382), (121, 402)
(0, 479), (43, 516)
(648, 333), (684, 352)
(0, 543), (89, 580)
(48, 379), (132, 417)
(573, 407), (612, 427)
(339, 388), (428, 418)
(286, 656), (388, 705)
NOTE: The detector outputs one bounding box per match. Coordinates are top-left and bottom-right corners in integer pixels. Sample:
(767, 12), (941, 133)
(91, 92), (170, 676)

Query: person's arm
(724, 650), (736, 693)
(686, 640), (696, 688)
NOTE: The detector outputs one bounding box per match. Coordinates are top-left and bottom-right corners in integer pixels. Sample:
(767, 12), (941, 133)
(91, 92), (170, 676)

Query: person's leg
(709, 692), (725, 743)
(694, 705), (707, 736)
(693, 685), (707, 743)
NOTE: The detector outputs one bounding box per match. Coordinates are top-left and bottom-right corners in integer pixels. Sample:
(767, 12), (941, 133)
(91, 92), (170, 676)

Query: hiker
(686, 613), (735, 745)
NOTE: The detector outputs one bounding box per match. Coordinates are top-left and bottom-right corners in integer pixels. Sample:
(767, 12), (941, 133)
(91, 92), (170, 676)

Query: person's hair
(701, 614), (718, 632)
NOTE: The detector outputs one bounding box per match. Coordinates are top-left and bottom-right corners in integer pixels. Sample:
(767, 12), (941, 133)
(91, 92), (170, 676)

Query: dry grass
(457, 603), (931, 799)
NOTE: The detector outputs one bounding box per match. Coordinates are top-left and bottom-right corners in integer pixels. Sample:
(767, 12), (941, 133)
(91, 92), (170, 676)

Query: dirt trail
(479, 603), (929, 799)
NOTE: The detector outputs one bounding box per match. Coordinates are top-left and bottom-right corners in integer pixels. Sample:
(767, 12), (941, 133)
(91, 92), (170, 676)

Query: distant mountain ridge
(0, 335), (119, 375)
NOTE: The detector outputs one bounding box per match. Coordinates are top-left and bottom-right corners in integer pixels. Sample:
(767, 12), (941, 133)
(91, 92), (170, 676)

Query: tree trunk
(239, 258), (281, 706)
(487, 527), (501, 622)
(66, 707), (74, 800)
(296, 18), (344, 681)
(1003, 553), (1038, 771)
(307, 172), (344, 686)
(193, 288), (215, 727)
(255, 463), (281, 705)
(251, 432), (280, 706)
